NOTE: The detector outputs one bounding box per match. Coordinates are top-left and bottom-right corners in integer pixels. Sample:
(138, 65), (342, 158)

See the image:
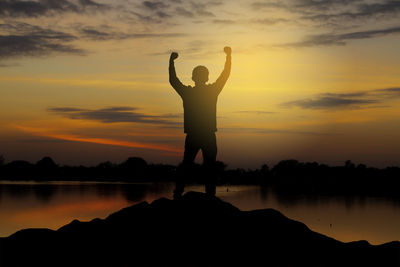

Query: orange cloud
(14, 125), (182, 154)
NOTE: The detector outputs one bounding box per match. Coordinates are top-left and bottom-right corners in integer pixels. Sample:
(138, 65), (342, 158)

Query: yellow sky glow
(1, 0), (400, 167)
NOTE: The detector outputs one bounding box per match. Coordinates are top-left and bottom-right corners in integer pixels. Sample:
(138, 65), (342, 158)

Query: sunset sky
(1, 0), (400, 168)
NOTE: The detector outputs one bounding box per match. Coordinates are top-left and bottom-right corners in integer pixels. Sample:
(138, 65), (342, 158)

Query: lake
(0, 181), (399, 244)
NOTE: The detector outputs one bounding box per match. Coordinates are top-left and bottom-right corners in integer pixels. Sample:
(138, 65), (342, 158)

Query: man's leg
(202, 133), (217, 196)
(174, 134), (199, 199)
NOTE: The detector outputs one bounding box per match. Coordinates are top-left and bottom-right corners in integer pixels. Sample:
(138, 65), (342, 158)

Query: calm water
(0, 181), (399, 244)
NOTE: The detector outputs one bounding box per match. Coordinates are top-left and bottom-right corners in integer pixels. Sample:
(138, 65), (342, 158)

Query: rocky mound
(0, 191), (399, 266)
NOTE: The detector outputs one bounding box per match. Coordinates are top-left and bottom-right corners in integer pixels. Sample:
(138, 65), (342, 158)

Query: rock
(0, 191), (399, 267)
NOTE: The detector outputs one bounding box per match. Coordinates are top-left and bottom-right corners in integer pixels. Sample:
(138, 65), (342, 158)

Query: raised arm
(169, 52), (185, 97)
(213, 46), (232, 95)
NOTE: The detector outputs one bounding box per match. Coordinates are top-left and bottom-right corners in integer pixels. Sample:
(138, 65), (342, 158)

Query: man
(169, 47), (231, 198)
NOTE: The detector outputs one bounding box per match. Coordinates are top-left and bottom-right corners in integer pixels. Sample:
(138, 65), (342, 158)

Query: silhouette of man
(169, 47), (231, 198)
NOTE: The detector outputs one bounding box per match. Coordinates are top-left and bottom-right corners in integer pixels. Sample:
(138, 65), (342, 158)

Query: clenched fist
(170, 52), (179, 61)
(224, 46), (232, 56)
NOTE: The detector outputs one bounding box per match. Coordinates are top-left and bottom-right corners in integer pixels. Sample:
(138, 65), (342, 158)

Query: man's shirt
(169, 56), (231, 134)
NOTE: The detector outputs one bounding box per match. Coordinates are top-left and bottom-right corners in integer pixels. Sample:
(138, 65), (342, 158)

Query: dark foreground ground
(0, 192), (399, 267)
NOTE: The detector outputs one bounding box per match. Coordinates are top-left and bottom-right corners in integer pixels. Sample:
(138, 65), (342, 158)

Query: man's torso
(181, 84), (218, 134)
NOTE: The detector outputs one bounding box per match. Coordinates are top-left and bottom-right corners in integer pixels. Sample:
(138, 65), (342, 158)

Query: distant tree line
(0, 155), (399, 198)
(0, 156), (175, 182)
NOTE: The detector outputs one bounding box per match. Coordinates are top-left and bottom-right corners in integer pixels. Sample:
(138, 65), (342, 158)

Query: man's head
(192, 65), (209, 85)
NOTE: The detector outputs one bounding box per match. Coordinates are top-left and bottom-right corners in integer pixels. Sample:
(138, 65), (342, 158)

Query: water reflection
(0, 182), (174, 203)
(0, 181), (399, 245)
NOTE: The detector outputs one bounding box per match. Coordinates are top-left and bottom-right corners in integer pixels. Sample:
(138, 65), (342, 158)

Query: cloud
(370, 87), (400, 99)
(0, 21), (186, 60)
(175, 7), (194, 18)
(303, 1), (400, 23)
(0, 22), (84, 59)
(0, 18), (186, 61)
(78, 0), (104, 7)
(252, 0), (400, 30)
(140, 1), (172, 18)
(283, 95), (377, 109)
(212, 19), (236, 24)
(233, 110), (276, 115)
(250, 1), (286, 10)
(251, 0), (358, 12)
(251, 18), (288, 25)
(0, 62), (20, 67)
(377, 87), (400, 94)
(358, 1), (400, 17)
(133, 0), (223, 21)
(282, 87), (400, 109)
(19, 137), (70, 143)
(190, 2), (215, 17)
(126, 0), (219, 24)
(279, 26), (400, 47)
(295, 0), (360, 11)
(48, 107), (82, 112)
(221, 127), (332, 136)
(0, 0), (106, 18)
(15, 125), (182, 153)
(142, 1), (169, 10)
(155, 11), (171, 18)
(78, 26), (186, 40)
(79, 27), (115, 40)
(47, 106), (180, 126)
